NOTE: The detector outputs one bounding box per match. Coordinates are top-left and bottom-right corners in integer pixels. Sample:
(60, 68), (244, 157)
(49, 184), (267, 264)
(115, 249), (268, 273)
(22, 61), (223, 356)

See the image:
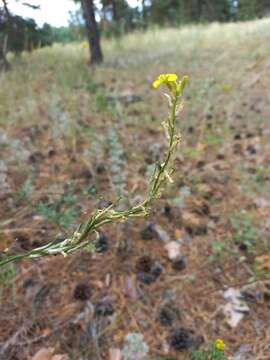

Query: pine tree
(80, 0), (103, 64)
(237, 0), (258, 20)
(150, 0), (185, 26)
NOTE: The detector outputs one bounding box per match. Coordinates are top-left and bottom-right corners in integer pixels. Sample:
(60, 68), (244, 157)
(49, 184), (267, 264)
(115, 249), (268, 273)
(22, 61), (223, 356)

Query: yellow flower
(81, 41), (88, 49)
(152, 73), (189, 96)
(152, 73), (178, 89)
(215, 339), (225, 351)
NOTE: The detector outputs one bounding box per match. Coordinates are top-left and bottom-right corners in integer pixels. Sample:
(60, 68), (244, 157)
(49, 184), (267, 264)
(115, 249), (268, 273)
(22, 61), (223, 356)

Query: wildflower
(81, 41), (88, 49)
(152, 73), (178, 89)
(215, 338), (225, 351)
(152, 73), (189, 96)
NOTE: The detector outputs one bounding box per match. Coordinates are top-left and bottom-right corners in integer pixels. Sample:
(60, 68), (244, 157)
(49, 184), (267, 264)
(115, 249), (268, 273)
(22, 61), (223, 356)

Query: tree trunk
(0, 54), (11, 71)
(0, 46), (11, 71)
(142, 0), (146, 22)
(111, 0), (119, 21)
(81, 0), (103, 65)
(2, 0), (10, 16)
(0, 1), (11, 71)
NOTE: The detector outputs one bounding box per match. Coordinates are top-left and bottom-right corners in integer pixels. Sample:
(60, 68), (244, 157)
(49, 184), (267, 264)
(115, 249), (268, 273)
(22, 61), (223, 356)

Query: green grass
(229, 212), (258, 252)
(0, 263), (16, 289)
(1, 19), (269, 130)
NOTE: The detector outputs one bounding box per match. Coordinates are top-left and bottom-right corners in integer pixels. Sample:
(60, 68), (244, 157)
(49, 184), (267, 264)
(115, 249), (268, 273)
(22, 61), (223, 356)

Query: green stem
(150, 94), (178, 198)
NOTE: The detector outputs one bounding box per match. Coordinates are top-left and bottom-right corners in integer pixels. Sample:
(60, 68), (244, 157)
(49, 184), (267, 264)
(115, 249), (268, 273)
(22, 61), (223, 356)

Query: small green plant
(96, 93), (108, 112)
(192, 339), (228, 360)
(16, 177), (34, 202)
(36, 191), (80, 230)
(182, 146), (201, 160)
(107, 127), (126, 196)
(239, 165), (270, 194)
(0, 263), (16, 288)
(86, 81), (98, 94)
(84, 72), (98, 94)
(210, 242), (228, 261)
(146, 357), (176, 360)
(230, 212), (258, 251)
(0, 73), (188, 267)
(203, 133), (224, 146)
(84, 184), (97, 196)
(252, 167), (270, 184)
(250, 254), (270, 282)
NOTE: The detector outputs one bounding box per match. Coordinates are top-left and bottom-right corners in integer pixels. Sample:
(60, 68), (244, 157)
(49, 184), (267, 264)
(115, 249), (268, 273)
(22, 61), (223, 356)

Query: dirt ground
(0, 20), (270, 360)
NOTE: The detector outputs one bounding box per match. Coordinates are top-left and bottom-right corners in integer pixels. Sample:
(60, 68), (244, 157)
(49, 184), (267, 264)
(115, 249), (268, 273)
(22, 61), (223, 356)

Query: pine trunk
(81, 0), (103, 65)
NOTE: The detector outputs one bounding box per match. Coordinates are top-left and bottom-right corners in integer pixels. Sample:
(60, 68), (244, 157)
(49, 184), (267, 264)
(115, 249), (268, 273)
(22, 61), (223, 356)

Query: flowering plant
(192, 339), (228, 360)
(0, 73), (188, 267)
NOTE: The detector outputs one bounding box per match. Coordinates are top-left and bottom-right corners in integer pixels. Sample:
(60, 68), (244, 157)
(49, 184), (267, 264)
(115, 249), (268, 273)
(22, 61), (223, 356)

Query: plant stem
(0, 92), (182, 268)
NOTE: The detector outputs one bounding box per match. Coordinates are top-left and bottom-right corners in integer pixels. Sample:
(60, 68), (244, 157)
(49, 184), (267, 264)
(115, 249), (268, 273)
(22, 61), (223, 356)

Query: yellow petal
(158, 74), (167, 82)
(215, 339), (225, 351)
(166, 73), (178, 82)
(152, 79), (162, 88)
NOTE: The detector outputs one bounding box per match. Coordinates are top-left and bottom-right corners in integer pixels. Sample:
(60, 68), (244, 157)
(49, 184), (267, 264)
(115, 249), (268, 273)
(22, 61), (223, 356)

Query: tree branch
(1, 0), (11, 17)
(21, 2), (40, 10)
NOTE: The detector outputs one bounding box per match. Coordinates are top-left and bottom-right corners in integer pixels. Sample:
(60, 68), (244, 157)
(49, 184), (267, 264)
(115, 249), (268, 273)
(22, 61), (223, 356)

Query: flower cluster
(215, 339), (225, 351)
(192, 339), (227, 360)
(152, 73), (189, 96)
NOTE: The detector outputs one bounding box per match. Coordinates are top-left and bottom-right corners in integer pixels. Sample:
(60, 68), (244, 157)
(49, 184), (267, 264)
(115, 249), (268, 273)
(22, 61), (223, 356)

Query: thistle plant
(0, 73), (188, 268)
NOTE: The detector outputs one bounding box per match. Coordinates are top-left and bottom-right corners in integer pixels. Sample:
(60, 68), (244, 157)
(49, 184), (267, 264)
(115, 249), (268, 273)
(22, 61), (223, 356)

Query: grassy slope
(0, 19), (270, 359)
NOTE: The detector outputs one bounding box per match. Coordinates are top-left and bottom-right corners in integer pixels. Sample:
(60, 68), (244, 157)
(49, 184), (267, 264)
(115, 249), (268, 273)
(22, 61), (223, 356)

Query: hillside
(0, 19), (270, 359)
